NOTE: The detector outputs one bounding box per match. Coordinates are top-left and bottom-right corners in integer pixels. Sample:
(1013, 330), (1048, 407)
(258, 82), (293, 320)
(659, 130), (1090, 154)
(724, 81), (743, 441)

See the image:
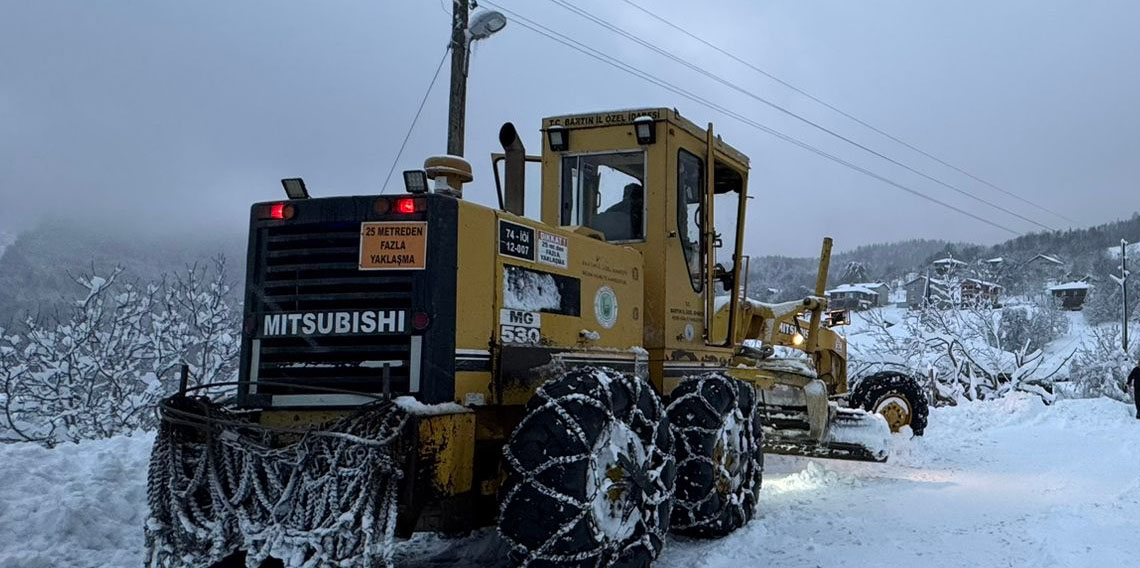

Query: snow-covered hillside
(0, 231), (14, 259)
(3, 396), (1137, 568)
(1108, 240), (1140, 260)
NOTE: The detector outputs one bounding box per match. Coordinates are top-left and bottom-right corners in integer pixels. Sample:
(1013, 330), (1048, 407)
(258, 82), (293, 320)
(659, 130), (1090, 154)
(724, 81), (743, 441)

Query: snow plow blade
(762, 406), (891, 463)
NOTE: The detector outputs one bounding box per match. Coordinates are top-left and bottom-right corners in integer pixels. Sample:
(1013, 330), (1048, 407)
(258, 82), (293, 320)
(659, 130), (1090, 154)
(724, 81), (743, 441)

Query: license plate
(359, 221), (428, 270)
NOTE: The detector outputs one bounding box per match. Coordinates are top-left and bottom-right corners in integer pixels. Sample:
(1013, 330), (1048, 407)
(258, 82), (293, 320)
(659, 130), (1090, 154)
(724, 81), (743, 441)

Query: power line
(619, 0), (1080, 227)
(546, 0), (1057, 233)
(381, 47), (450, 194)
(480, 1), (1022, 236)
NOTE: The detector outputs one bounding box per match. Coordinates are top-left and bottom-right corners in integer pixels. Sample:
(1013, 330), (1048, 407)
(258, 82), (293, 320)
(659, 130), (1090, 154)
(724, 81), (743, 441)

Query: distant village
(821, 252), (1101, 312)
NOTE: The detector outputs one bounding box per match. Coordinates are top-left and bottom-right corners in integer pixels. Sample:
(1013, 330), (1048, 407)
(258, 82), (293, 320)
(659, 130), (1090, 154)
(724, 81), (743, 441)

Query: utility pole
(1123, 240), (1130, 351)
(447, 0), (470, 157)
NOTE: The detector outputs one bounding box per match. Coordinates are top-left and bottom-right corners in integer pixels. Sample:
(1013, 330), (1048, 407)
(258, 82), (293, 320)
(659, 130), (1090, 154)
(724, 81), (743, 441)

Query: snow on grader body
(146, 108), (927, 567)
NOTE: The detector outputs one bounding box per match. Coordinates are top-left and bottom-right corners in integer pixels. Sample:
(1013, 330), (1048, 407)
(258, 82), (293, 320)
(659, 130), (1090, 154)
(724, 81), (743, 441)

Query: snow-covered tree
(0, 257), (239, 445)
(840, 261), (869, 284)
(1068, 325), (1137, 402)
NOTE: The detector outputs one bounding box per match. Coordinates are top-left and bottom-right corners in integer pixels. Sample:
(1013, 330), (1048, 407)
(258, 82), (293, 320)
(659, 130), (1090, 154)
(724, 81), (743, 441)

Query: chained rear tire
(850, 371), (930, 436)
(666, 373), (762, 538)
(499, 367), (676, 568)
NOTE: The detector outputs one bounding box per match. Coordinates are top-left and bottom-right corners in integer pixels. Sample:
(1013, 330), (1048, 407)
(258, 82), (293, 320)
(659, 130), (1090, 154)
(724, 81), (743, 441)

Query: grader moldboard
(145, 109), (929, 568)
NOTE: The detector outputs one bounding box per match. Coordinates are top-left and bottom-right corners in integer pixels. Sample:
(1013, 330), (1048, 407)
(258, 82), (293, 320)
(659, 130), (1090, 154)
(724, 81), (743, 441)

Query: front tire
(850, 371), (930, 435)
(499, 367), (675, 568)
(666, 373), (762, 538)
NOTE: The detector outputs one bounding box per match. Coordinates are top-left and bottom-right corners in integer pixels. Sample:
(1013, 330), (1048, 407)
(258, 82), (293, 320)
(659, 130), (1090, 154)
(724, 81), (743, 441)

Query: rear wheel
(850, 371), (930, 435)
(666, 373), (762, 538)
(499, 367), (675, 568)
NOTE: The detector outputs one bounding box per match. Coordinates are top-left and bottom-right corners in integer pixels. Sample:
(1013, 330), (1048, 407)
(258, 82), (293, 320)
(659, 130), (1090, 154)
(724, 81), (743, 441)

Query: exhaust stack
(498, 122), (526, 216)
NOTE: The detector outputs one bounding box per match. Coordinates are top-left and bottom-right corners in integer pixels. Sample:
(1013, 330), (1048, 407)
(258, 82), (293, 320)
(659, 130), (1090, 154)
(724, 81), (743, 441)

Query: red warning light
(411, 312), (431, 331)
(395, 198), (416, 214)
(258, 202), (293, 220)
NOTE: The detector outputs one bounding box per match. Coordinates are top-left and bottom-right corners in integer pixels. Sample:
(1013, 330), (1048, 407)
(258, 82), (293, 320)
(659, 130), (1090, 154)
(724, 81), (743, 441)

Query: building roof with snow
(932, 257), (968, 267)
(963, 278), (1002, 290)
(984, 257), (1004, 264)
(827, 284), (878, 296)
(1024, 253), (1064, 266)
(1048, 281), (1090, 292)
(903, 275), (950, 287)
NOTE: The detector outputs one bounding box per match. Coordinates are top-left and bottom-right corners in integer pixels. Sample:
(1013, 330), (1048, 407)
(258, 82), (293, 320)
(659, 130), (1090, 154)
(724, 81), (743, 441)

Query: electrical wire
(618, 0), (1079, 227)
(381, 47), (450, 194)
(480, 0), (1022, 236)
(547, 0), (1057, 233)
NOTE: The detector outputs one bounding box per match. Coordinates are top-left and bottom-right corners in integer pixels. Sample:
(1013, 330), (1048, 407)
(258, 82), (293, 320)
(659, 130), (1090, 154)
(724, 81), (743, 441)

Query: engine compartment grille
(251, 221), (414, 397)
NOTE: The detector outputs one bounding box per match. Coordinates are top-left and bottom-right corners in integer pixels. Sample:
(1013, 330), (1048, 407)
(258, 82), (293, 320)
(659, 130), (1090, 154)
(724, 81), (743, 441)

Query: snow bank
(2, 391), (1138, 568)
(0, 433), (153, 568)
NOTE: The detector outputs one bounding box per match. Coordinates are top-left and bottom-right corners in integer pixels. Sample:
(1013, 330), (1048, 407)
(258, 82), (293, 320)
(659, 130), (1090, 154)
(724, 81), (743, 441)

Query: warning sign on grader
(359, 221), (427, 270)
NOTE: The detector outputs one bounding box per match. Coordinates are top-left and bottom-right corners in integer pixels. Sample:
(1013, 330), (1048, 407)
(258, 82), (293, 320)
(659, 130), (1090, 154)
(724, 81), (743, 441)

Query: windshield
(560, 152), (646, 241)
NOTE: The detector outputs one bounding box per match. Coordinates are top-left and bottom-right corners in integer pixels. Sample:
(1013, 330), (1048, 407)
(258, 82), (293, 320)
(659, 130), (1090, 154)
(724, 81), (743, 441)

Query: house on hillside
(903, 276), (953, 309)
(1048, 281), (1090, 310)
(961, 278), (1003, 308)
(932, 257), (969, 277)
(827, 282), (889, 311)
(904, 276), (1003, 309)
(1020, 253), (1066, 280)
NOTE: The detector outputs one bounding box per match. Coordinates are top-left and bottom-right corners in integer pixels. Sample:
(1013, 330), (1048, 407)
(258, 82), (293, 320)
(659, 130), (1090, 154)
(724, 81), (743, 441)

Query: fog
(2, 1), (1139, 256)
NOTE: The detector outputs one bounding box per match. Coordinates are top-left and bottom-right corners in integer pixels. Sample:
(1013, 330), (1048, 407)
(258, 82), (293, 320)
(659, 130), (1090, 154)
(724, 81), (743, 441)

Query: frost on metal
(503, 267), (561, 311)
(145, 399), (408, 568)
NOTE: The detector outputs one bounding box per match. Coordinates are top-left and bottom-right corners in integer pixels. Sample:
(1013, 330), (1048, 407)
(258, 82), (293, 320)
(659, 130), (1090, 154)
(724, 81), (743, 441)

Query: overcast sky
(2, 1), (1139, 256)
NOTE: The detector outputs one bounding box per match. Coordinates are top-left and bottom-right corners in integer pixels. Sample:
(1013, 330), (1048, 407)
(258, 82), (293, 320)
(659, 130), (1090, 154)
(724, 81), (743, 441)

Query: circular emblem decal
(594, 286), (618, 329)
(683, 323), (695, 341)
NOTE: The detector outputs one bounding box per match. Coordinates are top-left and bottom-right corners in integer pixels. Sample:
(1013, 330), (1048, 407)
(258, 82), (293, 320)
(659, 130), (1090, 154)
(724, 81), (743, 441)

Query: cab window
(560, 152), (645, 242)
(677, 149), (703, 292)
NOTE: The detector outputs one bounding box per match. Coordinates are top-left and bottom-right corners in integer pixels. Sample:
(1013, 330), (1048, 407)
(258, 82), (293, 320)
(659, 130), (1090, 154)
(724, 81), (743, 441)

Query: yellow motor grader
(145, 108), (928, 568)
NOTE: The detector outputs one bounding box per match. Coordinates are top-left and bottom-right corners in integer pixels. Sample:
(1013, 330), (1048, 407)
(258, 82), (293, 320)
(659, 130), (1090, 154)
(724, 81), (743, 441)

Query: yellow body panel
(416, 412), (475, 496)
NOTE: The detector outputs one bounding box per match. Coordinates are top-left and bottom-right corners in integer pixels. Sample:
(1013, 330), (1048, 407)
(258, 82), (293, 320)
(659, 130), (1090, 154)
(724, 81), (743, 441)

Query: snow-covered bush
(0, 257), (239, 445)
(1067, 325), (1137, 402)
(852, 302), (1071, 406)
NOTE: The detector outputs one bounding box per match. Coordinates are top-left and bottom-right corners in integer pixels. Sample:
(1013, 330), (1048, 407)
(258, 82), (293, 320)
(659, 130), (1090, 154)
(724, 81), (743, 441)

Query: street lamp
(469, 10), (507, 40)
(447, 3), (508, 156)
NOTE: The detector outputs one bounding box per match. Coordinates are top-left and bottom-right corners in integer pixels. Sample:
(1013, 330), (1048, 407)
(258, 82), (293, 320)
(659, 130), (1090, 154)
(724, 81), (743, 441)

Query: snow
(4, 395), (1137, 567)
(503, 268), (561, 311)
(0, 231), (14, 258)
(0, 432), (152, 568)
(394, 396), (469, 416)
(1107, 241), (1140, 259)
(963, 277), (1001, 289)
(826, 283), (876, 296)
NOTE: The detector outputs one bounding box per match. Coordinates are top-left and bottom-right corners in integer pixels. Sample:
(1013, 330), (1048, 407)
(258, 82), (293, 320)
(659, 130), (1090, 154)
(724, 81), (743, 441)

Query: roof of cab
(541, 107), (750, 167)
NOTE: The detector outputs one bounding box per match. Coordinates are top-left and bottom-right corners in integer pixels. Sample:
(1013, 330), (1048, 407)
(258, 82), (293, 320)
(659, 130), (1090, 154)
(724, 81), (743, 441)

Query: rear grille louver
(252, 221), (414, 397)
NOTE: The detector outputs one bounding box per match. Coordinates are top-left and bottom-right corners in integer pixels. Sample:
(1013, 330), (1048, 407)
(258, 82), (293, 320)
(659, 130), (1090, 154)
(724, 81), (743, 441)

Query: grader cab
(145, 108), (928, 568)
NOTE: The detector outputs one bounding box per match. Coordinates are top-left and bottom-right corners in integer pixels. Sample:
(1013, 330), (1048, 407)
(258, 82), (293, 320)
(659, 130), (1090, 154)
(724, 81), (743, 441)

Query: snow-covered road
(1, 395), (1137, 568)
(658, 395), (1140, 568)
